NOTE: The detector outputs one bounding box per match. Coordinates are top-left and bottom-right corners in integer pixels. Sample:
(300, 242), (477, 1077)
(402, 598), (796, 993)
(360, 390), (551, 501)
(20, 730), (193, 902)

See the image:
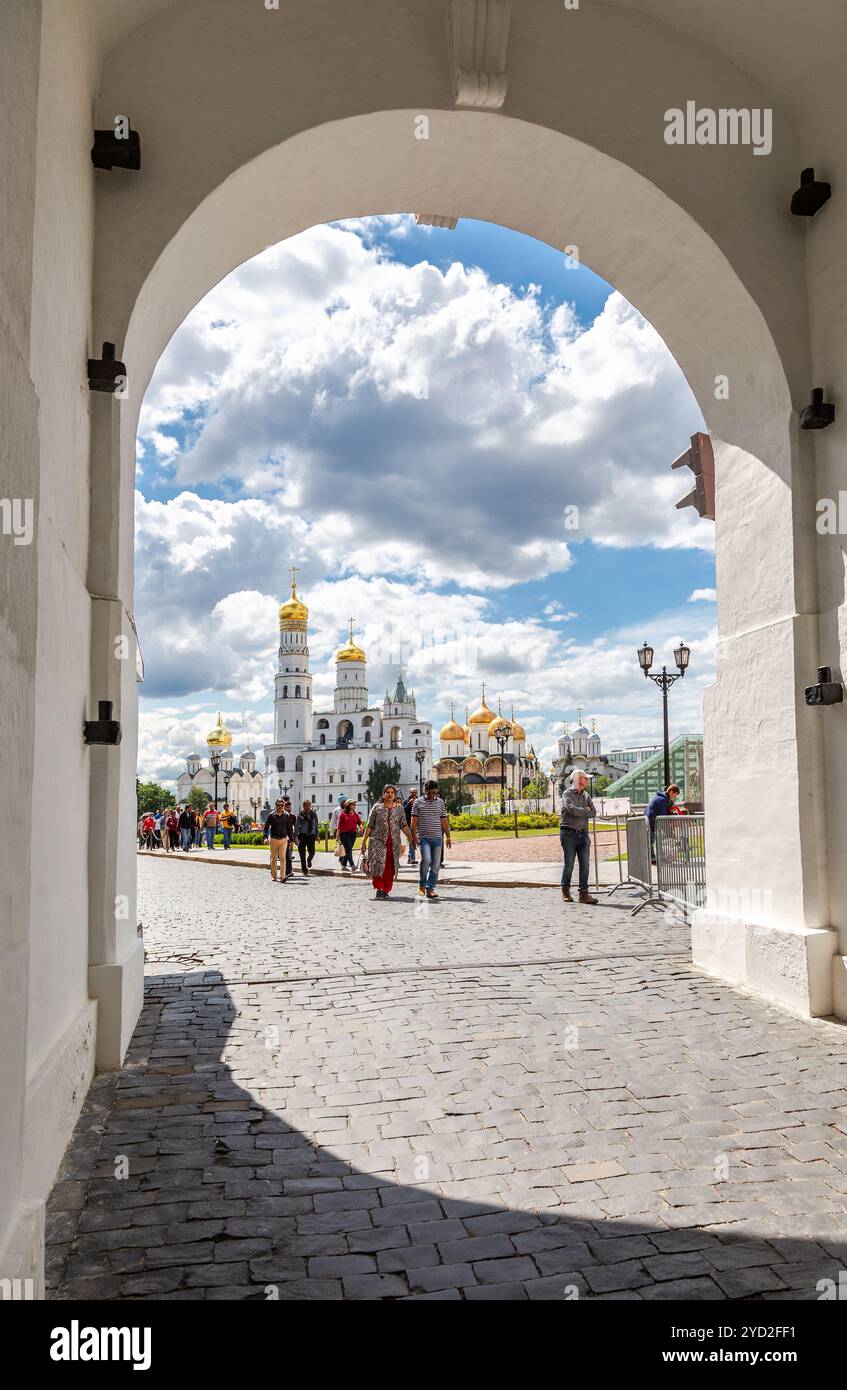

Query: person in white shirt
(411, 781), (452, 900)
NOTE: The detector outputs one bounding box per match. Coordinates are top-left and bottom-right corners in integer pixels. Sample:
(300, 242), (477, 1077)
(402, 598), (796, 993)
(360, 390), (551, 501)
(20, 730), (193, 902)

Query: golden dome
(468, 683), (496, 725)
(439, 703), (465, 742)
(487, 698), (512, 741)
(207, 711), (232, 748)
(336, 618), (366, 663)
(279, 568), (308, 625)
(510, 705), (527, 741)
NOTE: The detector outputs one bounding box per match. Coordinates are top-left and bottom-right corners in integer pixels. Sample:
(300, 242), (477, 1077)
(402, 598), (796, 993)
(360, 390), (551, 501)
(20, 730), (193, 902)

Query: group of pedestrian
(138, 802), (241, 852)
(360, 781), (451, 901)
(258, 782), (452, 901)
(262, 796), (318, 882)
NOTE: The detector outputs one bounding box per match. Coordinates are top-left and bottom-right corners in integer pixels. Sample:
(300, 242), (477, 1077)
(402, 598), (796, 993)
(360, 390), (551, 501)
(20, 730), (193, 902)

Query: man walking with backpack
(295, 799), (318, 875)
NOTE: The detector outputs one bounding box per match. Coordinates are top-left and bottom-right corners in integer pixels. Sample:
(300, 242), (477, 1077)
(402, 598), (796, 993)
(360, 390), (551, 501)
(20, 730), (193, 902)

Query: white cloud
(688, 587), (717, 602)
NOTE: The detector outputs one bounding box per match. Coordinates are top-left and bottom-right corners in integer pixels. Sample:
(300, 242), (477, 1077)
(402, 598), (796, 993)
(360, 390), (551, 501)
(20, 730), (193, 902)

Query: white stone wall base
(23, 1000), (97, 1211)
(0, 1199), (44, 1295)
(832, 955), (847, 1020)
(88, 936), (145, 1070)
(692, 912), (838, 1019)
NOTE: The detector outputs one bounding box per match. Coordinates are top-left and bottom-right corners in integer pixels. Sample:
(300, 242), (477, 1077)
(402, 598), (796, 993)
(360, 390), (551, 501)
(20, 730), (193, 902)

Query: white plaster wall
(0, 0), (41, 1283)
(26, 0), (97, 1098)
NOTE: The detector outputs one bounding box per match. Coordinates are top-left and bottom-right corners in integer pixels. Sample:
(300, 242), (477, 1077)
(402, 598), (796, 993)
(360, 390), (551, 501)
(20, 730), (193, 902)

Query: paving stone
(46, 862), (847, 1303)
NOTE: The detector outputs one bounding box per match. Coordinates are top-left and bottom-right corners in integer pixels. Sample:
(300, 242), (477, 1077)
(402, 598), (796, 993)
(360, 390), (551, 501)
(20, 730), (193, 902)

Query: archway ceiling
(94, 0), (846, 129)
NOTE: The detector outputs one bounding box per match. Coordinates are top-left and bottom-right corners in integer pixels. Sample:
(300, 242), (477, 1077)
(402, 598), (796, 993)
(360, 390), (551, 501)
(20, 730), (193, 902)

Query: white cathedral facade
(261, 576), (433, 814)
(552, 709), (626, 781)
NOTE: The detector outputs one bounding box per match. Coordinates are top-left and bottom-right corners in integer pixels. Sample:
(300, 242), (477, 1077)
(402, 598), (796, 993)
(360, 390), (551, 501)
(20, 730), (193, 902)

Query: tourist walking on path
(337, 800), (362, 871)
(283, 797), (296, 877)
(165, 807), (180, 851)
(220, 802), (237, 849)
(141, 813), (156, 849)
(411, 780), (452, 900)
(560, 769), (598, 904)
(295, 800), (318, 875)
(645, 783), (680, 862)
(360, 784), (411, 900)
(158, 809), (170, 852)
(263, 799), (295, 882)
(178, 806), (194, 851)
(403, 789), (418, 864)
(203, 804), (220, 849)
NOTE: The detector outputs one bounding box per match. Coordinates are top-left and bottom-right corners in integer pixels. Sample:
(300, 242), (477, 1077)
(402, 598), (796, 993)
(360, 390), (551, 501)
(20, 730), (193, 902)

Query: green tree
(365, 758), (402, 808)
(187, 785), (211, 811)
(591, 774), (612, 797)
(557, 754), (573, 797)
(136, 780), (175, 816)
(438, 776), (475, 816)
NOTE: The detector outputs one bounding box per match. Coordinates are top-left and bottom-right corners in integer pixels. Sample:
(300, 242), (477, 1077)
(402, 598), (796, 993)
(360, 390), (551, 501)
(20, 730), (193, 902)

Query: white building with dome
(175, 712), (264, 819)
(552, 707), (627, 782)
(261, 573), (433, 814)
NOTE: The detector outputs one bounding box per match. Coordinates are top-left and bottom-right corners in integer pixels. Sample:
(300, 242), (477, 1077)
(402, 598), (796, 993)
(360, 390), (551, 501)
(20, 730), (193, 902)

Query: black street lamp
(637, 639), (691, 788)
(223, 768), (232, 810)
(415, 746), (426, 794)
(493, 726), (509, 814)
(210, 750), (221, 809)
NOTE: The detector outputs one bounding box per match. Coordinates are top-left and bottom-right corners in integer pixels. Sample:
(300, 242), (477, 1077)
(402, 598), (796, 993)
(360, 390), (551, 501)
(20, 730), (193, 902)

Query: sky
(134, 214), (714, 788)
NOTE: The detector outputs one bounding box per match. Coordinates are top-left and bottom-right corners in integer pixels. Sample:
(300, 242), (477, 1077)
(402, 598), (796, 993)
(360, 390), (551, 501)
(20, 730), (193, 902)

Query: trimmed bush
(449, 812), (559, 831)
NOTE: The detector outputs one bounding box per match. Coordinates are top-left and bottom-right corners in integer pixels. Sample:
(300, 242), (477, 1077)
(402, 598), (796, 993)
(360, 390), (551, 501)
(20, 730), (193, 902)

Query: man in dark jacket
(559, 770), (598, 904)
(295, 800), (318, 875)
(263, 799), (296, 882)
(178, 805), (194, 851)
(645, 784), (680, 860)
(403, 790), (417, 865)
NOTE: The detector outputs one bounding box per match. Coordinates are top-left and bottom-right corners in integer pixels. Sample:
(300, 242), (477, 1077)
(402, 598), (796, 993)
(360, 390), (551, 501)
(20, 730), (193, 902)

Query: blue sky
(134, 214), (714, 786)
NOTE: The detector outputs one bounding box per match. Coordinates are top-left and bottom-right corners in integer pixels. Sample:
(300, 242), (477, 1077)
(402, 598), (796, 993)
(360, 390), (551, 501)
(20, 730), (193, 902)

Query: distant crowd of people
(137, 802), (243, 852)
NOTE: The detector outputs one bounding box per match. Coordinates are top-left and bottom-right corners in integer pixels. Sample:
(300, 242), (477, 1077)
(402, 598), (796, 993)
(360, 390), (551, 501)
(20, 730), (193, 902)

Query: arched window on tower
(295, 755), (303, 772)
(319, 734), (326, 746)
(364, 731), (371, 743)
(276, 756), (285, 772)
(282, 685), (288, 699)
(295, 686), (301, 698)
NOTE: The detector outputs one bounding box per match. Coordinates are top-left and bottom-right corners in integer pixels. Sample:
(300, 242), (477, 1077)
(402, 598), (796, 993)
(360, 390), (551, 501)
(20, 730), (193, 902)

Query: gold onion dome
(279, 570), (309, 625)
(207, 711), (232, 748)
(440, 703), (465, 742)
(468, 684), (496, 725)
(336, 619), (366, 663)
(510, 704), (527, 741)
(487, 700), (513, 739)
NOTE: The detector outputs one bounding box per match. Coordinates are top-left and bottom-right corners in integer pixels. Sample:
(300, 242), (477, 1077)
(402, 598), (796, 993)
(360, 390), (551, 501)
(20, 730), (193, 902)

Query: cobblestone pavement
(47, 859), (847, 1301)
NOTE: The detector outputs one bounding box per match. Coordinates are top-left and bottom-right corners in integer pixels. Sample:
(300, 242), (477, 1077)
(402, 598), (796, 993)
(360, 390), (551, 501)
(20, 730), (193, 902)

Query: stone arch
(85, 7), (837, 1033)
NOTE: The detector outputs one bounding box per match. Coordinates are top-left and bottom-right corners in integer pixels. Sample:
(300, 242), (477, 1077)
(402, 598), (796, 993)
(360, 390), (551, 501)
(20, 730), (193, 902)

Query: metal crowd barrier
(604, 816), (661, 914)
(654, 813), (706, 915)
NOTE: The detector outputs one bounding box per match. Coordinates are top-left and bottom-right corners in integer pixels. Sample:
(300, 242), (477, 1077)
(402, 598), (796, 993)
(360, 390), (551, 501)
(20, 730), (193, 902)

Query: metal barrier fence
(655, 813), (706, 913)
(625, 816), (653, 891)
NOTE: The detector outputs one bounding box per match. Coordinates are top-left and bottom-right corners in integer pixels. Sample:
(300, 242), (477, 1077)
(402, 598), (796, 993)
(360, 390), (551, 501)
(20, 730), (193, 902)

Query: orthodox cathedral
(433, 686), (540, 804)
(551, 708), (625, 781)
(261, 573), (433, 814)
(175, 716), (263, 819)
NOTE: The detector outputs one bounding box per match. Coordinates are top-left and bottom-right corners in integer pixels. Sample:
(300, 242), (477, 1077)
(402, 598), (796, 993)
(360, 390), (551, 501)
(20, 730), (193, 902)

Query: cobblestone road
(47, 857), (847, 1300)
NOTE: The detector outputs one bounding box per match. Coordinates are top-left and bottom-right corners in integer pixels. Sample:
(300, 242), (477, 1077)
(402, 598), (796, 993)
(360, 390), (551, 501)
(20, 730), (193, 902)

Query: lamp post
(637, 640), (691, 788)
(493, 726), (509, 814)
(415, 746), (425, 794)
(223, 768), (232, 812)
(210, 750), (221, 809)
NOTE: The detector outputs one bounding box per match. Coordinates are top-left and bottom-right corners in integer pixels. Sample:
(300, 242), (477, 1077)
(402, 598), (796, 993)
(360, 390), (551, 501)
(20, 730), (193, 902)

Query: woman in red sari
(360, 784), (411, 900)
